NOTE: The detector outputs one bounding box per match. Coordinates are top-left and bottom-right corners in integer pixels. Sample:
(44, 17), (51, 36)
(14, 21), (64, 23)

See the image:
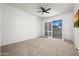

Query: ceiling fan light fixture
(37, 6), (51, 15)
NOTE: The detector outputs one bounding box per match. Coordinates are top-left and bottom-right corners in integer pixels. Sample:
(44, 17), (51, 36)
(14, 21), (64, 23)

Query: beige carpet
(1, 37), (79, 56)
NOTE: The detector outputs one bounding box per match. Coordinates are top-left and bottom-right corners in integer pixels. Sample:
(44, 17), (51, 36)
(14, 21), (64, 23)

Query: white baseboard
(1, 36), (40, 46)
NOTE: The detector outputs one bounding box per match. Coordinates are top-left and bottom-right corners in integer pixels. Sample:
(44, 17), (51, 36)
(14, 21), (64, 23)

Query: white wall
(73, 4), (79, 49)
(1, 4), (42, 46)
(42, 12), (73, 40)
(0, 4), (2, 46)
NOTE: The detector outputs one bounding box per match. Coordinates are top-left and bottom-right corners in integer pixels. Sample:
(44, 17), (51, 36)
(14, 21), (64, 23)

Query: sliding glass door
(45, 22), (52, 37)
(48, 22), (52, 37)
(52, 20), (62, 39)
(45, 19), (62, 39)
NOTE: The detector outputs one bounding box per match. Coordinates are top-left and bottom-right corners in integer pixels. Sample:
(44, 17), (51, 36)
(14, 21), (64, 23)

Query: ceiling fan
(37, 6), (51, 15)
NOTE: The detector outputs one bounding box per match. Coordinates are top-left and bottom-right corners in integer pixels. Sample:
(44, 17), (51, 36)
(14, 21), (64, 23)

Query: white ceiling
(8, 3), (74, 18)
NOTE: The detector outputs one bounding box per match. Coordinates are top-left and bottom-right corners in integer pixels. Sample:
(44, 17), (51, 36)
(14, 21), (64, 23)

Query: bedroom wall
(42, 12), (73, 40)
(1, 4), (42, 46)
(73, 4), (79, 49)
(0, 4), (2, 46)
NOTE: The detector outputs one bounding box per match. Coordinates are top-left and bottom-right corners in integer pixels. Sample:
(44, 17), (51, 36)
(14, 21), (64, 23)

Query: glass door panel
(52, 20), (62, 39)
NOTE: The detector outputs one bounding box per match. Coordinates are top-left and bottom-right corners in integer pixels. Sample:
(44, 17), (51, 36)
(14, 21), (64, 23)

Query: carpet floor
(0, 37), (79, 56)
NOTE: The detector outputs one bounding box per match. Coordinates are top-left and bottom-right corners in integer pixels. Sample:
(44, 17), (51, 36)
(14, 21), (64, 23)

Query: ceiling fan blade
(40, 6), (45, 10)
(45, 12), (49, 13)
(45, 8), (51, 11)
(40, 7), (43, 10)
